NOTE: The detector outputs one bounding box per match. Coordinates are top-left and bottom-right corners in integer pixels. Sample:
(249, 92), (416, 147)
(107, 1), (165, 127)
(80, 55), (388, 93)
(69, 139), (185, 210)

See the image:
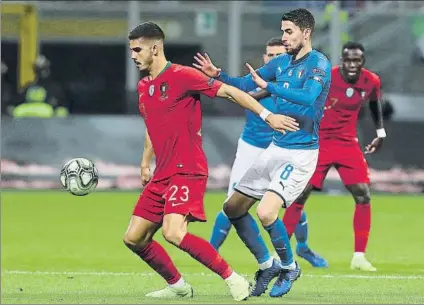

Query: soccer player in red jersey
(282, 41), (386, 271)
(123, 22), (299, 300)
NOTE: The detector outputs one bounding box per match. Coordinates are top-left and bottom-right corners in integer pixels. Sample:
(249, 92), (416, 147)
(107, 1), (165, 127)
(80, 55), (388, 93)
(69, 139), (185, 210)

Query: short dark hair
(266, 37), (284, 47)
(281, 8), (315, 33)
(128, 22), (165, 41)
(341, 41), (365, 55)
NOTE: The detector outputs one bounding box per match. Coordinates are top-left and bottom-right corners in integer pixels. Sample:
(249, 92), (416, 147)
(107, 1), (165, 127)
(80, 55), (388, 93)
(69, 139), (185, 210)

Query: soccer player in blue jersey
(194, 8), (331, 297)
(209, 37), (328, 269)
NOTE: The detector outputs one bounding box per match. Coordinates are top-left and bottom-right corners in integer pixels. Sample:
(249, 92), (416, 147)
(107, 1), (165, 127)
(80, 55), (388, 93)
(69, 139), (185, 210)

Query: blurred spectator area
(1, 1), (423, 115)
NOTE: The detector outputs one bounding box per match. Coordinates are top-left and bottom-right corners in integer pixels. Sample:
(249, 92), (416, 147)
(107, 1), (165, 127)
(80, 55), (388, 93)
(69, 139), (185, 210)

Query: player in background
(209, 37), (328, 269)
(124, 22), (299, 301)
(282, 41), (385, 271)
(194, 9), (331, 297)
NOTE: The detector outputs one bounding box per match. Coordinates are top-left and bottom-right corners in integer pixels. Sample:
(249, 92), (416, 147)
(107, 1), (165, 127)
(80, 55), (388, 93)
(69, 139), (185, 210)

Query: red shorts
(309, 139), (370, 189)
(133, 174), (208, 224)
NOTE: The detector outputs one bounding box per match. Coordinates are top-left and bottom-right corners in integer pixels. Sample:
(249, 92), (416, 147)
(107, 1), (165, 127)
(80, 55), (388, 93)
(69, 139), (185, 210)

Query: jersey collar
(157, 61), (172, 78)
(291, 51), (311, 65)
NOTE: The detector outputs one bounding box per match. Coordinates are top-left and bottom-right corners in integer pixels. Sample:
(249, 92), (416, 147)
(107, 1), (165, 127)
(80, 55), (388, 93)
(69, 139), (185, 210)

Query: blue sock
(264, 218), (294, 267)
(231, 213), (271, 264)
(295, 211), (309, 249)
(210, 210), (232, 250)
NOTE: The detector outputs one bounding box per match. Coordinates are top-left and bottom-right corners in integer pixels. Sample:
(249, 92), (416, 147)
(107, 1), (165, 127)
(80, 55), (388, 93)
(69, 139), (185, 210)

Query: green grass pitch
(2, 191), (424, 304)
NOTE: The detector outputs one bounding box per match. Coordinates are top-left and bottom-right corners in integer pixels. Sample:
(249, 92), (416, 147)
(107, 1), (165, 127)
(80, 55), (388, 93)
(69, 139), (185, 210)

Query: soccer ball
(60, 157), (99, 196)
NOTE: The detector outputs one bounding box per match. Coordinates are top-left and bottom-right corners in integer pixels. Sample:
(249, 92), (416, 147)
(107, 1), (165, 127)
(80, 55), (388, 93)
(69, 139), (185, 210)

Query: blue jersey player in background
(194, 9), (331, 298)
(209, 37), (328, 269)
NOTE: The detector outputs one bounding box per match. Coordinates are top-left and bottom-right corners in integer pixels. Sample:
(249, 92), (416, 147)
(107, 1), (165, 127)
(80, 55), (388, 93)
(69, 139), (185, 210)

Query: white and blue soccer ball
(60, 157), (99, 196)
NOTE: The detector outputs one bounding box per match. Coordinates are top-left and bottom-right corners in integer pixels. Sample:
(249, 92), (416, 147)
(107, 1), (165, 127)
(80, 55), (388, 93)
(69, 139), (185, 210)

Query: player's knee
(223, 197), (241, 219)
(123, 230), (153, 251)
(256, 204), (278, 226)
(162, 226), (186, 246)
(223, 191), (255, 218)
(123, 235), (149, 253)
(350, 184), (371, 204)
(162, 215), (187, 246)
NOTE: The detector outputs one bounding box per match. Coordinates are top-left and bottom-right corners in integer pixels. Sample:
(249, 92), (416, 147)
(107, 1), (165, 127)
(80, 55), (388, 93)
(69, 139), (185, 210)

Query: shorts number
(169, 185), (190, 202)
(280, 164), (294, 180)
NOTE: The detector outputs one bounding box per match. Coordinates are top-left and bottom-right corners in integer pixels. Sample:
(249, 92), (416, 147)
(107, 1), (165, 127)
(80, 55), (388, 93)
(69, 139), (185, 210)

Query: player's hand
(365, 137), (384, 154)
(245, 63), (267, 89)
(141, 166), (151, 186)
(193, 53), (221, 78)
(266, 114), (299, 134)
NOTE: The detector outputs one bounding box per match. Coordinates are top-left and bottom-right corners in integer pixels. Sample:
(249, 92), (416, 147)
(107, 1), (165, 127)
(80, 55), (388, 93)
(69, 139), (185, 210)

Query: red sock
(179, 233), (233, 279)
(138, 241), (182, 285)
(354, 203), (371, 253)
(283, 202), (305, 237)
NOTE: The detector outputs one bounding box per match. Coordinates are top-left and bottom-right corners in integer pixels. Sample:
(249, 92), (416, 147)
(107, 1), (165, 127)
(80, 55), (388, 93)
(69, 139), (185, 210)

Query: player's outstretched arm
(217, 83), (299, 134)
(245, 60), (330, 106)
(140, 128), (154, 185)
(193, 52), (277, 93)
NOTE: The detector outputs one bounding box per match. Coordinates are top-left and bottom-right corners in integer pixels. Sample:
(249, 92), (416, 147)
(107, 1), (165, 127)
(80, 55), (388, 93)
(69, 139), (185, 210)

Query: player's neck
(148, 57), (169, 80)
(294, 43), (312, 61)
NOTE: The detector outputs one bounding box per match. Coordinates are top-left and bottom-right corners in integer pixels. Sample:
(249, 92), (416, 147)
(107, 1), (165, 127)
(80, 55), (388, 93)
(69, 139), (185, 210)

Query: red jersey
(319, 66), (381, 141)
(138, 63), (223, 181)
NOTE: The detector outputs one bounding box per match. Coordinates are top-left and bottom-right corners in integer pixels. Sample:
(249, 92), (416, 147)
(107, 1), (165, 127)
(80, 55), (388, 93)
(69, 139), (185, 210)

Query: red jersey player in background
(123, 22), (299, 301)
(283, 41), (386, 271)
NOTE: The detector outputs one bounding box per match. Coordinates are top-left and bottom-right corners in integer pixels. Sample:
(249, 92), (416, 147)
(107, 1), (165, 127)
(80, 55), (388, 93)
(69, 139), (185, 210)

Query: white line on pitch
(3, 270), (424, 280)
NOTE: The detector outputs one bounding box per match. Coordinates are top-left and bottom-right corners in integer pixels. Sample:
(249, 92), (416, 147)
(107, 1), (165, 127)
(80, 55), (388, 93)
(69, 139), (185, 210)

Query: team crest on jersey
(346, 87), (354, 98)
(288, 69), (293, 77)
(149, 85), (155, 96)
(159, 82), (169, 100)
(361, 91), (366, 98)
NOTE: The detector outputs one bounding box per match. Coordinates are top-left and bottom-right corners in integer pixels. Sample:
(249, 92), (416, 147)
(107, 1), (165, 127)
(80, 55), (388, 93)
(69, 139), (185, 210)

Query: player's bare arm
(216, 83), (299, 134)
(250, 88), (271, 100)
(365, 98), (385, 154)
(141, 127), (154, 185)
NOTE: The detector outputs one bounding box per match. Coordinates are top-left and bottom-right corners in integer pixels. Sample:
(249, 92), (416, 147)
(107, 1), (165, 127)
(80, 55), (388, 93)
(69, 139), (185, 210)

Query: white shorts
(235, 143), (318, 208)
(227, 138), (267, 196)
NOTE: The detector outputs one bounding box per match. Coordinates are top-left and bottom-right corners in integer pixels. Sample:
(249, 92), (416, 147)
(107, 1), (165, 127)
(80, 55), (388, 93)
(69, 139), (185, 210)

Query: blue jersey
(219, 50), (331, 150)
(241, 88), (275, 149)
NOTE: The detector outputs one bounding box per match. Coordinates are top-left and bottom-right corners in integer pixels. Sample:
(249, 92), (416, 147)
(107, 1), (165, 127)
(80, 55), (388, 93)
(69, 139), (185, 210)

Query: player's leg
(162, 174), (250, 301)
(337, 144), (376, 271)
(257, 147), (318, 297)
(345, 183), (376, 271)
(281, 148), (330, 268)
(224, 149), (284, 297)
(283, 183), (313, 237)
(210, 139), (264, 250)
(125, 188), (192, 298)
(209, 210), (231, 250)
(282, 143), (332, 237)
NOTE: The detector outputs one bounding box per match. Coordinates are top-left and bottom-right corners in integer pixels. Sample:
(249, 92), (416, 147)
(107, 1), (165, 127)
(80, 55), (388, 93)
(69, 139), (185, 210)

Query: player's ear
(304, 28), (312, 40)
(152, 44), (159, 56)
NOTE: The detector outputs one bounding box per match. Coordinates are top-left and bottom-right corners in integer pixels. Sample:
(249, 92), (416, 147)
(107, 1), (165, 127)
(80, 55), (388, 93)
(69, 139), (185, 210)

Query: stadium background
(2, 0), (424, 193)
(2, 1), (424, 304)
